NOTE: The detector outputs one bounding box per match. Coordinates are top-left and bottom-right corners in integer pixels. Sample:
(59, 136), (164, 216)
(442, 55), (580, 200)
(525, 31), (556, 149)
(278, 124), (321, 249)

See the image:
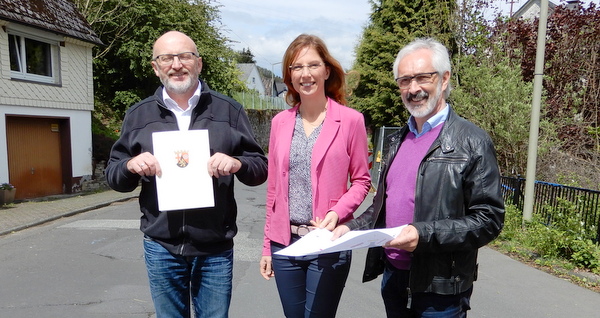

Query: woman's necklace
(299, 106), (326, 136)
(299, 105), (327, 127)
(302, 116), (324, 127)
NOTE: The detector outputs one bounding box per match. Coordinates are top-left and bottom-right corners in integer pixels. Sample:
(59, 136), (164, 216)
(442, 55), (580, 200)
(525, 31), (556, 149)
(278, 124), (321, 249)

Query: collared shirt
(407, 103), (449, 138)
(162, 81), (201, 131)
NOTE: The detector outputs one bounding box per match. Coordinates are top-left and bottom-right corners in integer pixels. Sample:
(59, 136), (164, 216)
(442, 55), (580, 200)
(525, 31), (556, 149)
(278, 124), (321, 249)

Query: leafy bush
(570, 239), (600, 271)
(496, 202), (600, 273)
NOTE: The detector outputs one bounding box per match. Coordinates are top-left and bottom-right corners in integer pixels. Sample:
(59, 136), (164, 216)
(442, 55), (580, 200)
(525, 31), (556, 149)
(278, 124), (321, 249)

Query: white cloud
(216, 0), (599, 77)
(215, 0), (371, 76)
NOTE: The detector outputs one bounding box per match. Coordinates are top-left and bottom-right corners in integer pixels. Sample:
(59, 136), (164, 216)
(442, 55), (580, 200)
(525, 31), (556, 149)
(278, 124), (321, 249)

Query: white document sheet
(274, 225), (406, 256)
(152, 130), (214, 211)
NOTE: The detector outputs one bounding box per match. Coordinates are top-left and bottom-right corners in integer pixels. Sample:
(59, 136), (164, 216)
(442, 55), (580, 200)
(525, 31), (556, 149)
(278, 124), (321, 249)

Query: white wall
(0, 22), (96, 184)
(0, 25), (95, 111)
(245, 66), (266, 96)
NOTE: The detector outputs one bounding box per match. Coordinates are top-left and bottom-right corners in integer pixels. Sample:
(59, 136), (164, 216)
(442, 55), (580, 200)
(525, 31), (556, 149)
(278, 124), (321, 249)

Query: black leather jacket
(345, 106), (505, 295)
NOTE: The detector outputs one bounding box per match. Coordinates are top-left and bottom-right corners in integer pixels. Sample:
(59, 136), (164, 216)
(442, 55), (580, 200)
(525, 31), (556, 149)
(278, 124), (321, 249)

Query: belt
(290, 224), (317, 237)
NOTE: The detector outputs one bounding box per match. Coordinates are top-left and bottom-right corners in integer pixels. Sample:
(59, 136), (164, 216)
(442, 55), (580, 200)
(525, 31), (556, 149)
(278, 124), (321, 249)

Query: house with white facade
(0, 0), (102, 199)
(237, 63), (266, 96)
(512, 0), (559, 19)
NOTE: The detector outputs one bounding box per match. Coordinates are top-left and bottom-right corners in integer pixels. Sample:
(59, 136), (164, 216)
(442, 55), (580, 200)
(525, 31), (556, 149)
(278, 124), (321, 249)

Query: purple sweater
(385, 124), (443, 270)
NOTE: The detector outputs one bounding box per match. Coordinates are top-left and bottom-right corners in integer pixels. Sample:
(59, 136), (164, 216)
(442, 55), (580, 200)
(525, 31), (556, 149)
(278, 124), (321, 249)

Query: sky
(215, 0), (371, 77)
(214, 0), (597, 77)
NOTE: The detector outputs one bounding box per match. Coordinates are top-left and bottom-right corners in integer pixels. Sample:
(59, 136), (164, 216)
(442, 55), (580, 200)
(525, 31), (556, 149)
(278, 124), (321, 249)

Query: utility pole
(523, 0), (549, 221)
(507, 0), (518, 16)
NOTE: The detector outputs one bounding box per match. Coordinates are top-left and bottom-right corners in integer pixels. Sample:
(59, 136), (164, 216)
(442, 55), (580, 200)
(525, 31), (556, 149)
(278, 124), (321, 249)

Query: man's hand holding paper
(274, 225), (407, 257)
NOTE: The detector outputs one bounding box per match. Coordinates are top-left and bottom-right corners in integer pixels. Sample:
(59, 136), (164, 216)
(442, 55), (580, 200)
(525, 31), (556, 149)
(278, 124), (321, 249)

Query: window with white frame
(8, 31), (60, 84)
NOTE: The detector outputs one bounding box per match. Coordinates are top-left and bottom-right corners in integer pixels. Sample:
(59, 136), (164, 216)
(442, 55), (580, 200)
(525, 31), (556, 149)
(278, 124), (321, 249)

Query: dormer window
(8, 31), (60, 85)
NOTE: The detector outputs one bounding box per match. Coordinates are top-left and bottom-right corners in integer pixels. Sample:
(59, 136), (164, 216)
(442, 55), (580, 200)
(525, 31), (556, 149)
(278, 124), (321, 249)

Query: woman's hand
(310, 210), (339, 231)
(330, 224), (350, 240)
(259, 256), (274, 280)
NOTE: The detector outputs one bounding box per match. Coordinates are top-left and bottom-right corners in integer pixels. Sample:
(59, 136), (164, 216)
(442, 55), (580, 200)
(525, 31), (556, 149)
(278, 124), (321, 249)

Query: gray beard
(161, 76), (196, 95)
(404, 82), (443, 118)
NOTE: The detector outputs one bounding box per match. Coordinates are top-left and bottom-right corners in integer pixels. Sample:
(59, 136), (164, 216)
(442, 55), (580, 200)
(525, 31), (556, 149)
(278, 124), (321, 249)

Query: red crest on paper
(175, 150), (189, 168)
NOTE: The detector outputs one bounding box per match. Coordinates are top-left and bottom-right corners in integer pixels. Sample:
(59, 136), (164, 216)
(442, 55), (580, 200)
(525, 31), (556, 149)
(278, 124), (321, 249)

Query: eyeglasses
(289, 63), (323, 73)
(153, 52), (198, 65)
(395, 72), (438, 88)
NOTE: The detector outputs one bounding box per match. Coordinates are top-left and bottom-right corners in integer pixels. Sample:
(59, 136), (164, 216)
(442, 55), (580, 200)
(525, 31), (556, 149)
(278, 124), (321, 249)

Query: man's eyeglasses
(395, 72), (438, 88)
(153, 52), (198, 65)
(289, 63), (323, 73)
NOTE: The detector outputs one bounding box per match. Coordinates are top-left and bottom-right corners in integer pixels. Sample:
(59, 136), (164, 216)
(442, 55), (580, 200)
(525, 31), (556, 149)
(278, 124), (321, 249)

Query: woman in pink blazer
(259, 34), (371, 318)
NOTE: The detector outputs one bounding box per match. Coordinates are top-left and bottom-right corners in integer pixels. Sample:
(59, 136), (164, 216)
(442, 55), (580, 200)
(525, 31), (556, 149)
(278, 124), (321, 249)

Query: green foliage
(451, 53), (549, 176)
(112, 91), (144, 115)
(350, 0), (456, 129)
(496, 204), (523, 242)
(235, 48), (256, 63)
(492, 4), (600, 174)
(74, 0), (244, 118)
(570, 239), (600, 271)
(496, 202), (600, 272)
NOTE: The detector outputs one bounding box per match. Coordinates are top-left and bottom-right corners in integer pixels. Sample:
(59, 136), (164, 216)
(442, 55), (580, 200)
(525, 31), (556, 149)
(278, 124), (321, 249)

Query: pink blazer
(262, 98), (371, 255)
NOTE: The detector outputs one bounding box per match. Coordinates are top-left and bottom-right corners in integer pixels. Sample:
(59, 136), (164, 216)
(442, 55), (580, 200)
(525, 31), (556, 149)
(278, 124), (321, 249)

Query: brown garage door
(6, 116), (65, 199)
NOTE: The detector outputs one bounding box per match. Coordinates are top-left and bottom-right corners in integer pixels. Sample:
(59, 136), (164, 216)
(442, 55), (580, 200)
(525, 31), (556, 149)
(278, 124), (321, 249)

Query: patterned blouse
(288, 112), (323, 225)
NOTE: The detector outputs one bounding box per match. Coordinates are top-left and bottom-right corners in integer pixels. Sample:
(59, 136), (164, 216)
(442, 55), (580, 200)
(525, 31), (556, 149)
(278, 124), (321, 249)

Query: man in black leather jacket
(332, 38), (504, 317)
(105, 31), (267, 318)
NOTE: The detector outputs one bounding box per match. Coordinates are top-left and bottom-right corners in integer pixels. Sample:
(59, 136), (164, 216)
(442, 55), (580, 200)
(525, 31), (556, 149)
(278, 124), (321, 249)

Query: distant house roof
(237, 63), (256, 82)
(513, 0), (558, 20)
(274, 81), (287, 97)
(0, 0), (102, 45)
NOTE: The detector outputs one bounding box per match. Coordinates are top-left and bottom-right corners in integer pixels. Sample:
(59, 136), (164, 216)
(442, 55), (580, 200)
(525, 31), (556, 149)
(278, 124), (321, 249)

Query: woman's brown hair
(282, 34), (347, 106)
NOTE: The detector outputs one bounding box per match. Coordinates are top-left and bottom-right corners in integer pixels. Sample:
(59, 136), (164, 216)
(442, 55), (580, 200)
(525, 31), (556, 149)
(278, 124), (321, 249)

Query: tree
(350, 0), (456, 129)
(448, 0), (556, 177)
(489, 3), (600, 188)
(73, 0), (244, 117)
(451, 53), (543, 176)
(236, 48), (256, 63)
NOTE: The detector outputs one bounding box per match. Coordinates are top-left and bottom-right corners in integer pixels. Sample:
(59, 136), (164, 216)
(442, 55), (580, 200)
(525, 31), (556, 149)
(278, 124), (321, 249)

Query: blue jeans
(143, 238), (233, 318)
(271, 239), (351, 318)
(381, 263), (472, 318)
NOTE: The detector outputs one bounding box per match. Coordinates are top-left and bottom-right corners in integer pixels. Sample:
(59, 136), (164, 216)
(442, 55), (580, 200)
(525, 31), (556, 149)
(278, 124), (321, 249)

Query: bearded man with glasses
(332, 38), (505, 317)
(105, 31), (267, 318)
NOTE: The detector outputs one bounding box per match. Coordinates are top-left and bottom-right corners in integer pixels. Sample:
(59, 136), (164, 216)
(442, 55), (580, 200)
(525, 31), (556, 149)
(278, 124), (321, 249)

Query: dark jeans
(381, 263), (472, 318)
(271, 237), (351, 318)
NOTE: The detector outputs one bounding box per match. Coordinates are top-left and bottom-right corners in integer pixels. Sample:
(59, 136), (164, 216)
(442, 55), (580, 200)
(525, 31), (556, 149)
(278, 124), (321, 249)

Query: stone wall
(246, 109), (281, 153)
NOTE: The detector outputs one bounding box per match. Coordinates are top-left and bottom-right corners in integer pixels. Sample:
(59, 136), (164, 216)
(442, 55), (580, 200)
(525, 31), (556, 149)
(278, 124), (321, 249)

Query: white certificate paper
(274, 225), (406, 256)
(152, 130), (214, 211)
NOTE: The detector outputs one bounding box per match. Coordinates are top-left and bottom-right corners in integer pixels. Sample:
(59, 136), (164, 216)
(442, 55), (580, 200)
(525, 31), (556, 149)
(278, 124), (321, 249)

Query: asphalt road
(0, 183), (598, 317)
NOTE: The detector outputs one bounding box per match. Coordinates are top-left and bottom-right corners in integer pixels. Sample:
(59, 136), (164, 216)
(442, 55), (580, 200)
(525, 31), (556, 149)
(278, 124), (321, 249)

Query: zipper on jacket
(406, 287), (412, 309)
(179, 210), (187, 255)
(452, 258), (461, 294)
(426, 156), (467, 163)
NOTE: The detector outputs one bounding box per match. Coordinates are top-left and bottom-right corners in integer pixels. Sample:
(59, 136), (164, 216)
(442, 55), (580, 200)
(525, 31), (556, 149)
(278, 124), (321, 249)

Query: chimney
(565, 0), (581, 11)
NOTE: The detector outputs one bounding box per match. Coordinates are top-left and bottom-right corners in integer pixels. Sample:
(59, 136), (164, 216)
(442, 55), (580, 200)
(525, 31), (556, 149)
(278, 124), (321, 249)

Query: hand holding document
(152, 130), (214, 211)
(274, 225), (406, 257)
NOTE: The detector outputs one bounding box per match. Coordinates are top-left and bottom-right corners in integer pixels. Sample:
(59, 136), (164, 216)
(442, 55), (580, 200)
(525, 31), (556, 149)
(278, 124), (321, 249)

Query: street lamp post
(269, 62), (283, 109)
(271, 61), (282, 97)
